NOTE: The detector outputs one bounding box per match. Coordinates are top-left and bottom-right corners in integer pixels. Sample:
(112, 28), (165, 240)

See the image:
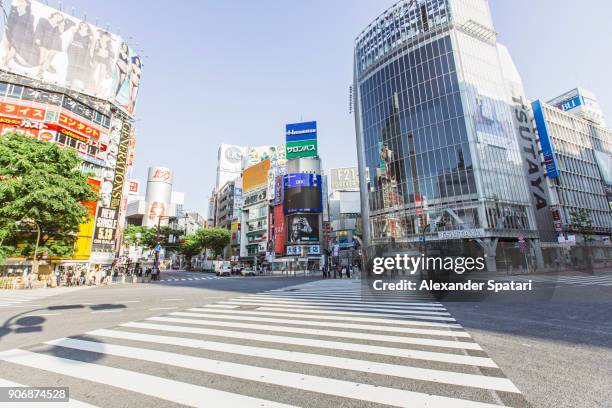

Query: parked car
(240, 267), (255, 276)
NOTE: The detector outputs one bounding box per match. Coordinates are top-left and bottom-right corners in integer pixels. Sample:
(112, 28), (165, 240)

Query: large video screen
(284, 186), (322, 214)
(0, 0), (142, 115)
(287, 214), (319, 243)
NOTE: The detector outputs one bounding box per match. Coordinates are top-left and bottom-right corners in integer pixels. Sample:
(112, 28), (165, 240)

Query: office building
(353, 0), (539, 270)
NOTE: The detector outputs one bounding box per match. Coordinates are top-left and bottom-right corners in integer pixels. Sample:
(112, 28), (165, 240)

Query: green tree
(179, 233), (205, 269)
(0, 132), (97, 260)
(123, 224), (183, 250)
(199, 228), (231, 257)
(569, 208), (594, 273)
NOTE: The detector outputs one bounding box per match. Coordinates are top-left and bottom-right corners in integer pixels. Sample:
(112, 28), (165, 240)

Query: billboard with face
(287, 214), (319, 243)
(0, 0), (142, 115)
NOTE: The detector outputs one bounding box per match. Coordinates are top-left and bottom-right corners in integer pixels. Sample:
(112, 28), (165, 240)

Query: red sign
(47, 123), (89, 143)
(58, 113), (100, 139)
(151, 168), (172, 182)
(0, 102), (46, 120)
(274, 205), (286, 255)
(128, 180), (140, 194)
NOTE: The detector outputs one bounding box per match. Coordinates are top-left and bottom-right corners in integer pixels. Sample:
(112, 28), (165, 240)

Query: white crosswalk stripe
(0, 279), (526, 407)
(0, 286), (90, 308)
(499, 274), (612, 286)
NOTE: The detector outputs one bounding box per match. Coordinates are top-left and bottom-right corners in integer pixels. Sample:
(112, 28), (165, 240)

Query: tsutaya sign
(513, 97), (556, 242)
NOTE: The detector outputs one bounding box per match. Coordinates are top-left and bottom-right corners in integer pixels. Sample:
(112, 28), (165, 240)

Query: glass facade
(354, 0), (535, 244)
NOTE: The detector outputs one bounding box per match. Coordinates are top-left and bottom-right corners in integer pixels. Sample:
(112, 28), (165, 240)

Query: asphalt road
(0, 270), (609, 408)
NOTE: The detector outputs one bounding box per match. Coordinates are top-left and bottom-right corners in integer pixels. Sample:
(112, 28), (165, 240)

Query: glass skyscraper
(353, 0), (537, 269)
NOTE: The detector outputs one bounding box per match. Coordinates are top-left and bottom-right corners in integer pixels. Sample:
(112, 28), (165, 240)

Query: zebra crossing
(0, 279), (528, 407)
(503, 273), (612, 287)
(0, 286), (90, 309)
(158, 276), (224, 283)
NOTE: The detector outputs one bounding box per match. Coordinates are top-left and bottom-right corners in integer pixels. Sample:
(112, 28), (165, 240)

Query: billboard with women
(0, 0), (142, 115)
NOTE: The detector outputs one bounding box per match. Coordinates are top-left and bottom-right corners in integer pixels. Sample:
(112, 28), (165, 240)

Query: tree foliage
(123, 224), (183, 250)
(199, 227), (231, 257)
(0, 133), (97, 260)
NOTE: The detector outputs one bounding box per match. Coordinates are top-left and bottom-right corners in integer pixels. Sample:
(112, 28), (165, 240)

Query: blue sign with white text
(556, 95), (582, 112)
(283, 173), (321, 189)
(532, 100), (560, 179)
(286, 121), (317, 142)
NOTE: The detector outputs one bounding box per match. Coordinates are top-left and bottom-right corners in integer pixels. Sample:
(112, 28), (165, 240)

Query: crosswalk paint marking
(146, 316), (480, 349)
(89, 328), (510, 392)
(202, 304), (457, 322)
(0, 349), (297, 408)
(124, 321), (492, 366)
(218, 300), (456, 321)
(169, 311), (470, 338)
(190, 307), (462, 328)
(247, 294), (443, 307)
(232, 298), (449, 313)
(44, 338), (514, 406)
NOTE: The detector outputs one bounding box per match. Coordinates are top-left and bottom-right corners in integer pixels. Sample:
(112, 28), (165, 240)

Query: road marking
(170, 311), (470, 338)
(162, 298), (184, 301)
(201, 304), (457, 321)
(190, 307), (461, 328)
(149, 307), (178, 311)
(89, 328), (511, 391)
(218, 301), (456, 321)
(123, 322), (493, 368)
(247, 294), (443, 308)
(118, 300), (140, 303)
(91, 310), (123, 314)
(0, 349), (296, 408)
(233, 298), (449, 313)
(146, 316), (479, 350)
(44, 338), (514, 405)
(27, 312), (62, 316)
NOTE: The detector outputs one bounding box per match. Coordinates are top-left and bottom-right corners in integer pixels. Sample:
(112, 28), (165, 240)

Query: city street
(0, 271), (610, 407)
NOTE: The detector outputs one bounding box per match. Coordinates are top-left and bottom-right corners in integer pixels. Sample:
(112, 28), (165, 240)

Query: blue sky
(20, 1), (612, 214)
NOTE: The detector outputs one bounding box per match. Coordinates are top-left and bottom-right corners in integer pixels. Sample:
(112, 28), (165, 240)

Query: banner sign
(286, 139), (318, 159)
(91, 206), (118, 251)
(532, 100), (560, 179)
(0, 101), (45, 120)
(110, 121), (131, 209)
(58, 113), (101, 139)
(286, 121), (317, 142)
(0, 0), (143, 115)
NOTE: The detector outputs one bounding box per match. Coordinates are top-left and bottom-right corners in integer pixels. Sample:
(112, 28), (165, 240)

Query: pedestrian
(79, 271), (85, 286)
(346, 265), (351, 279)
(55, 270), (61, 287)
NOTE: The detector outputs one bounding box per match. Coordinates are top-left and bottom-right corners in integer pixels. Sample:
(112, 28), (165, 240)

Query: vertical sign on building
(532, 100), (560, 179)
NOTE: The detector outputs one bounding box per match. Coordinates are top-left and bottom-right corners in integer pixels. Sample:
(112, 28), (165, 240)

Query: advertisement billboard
(284, 186), (322, 214)
(287, 214), (319, 243)
(72, 178), (100, 260)
(91, 206), (119, 252)
(246, 145), (276, 167)
(218, 144), (246, 172)
(330, 167), (359, 191)
(243, 159), (270, 192)
(0, 0), (142, 115)
(286, 121), (317, 142)
(128, 179), (140, 195)
(283, 173), (321, 189)
(286, 139), (318, 159)
(144, 166), (173, 227)
(532, 100), (560, 179)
